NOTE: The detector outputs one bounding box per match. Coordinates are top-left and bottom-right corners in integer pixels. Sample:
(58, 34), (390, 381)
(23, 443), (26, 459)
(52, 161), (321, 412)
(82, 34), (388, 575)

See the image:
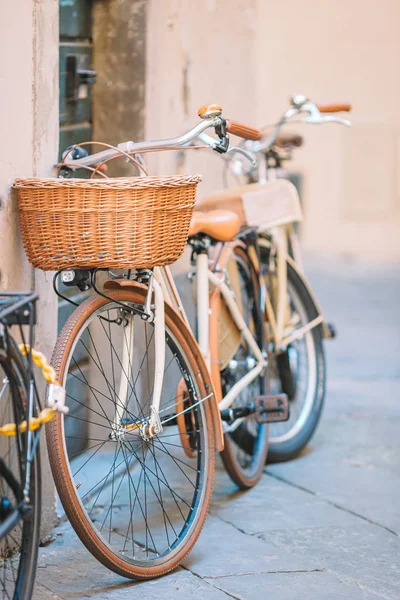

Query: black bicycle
(0, 293), (41, 600)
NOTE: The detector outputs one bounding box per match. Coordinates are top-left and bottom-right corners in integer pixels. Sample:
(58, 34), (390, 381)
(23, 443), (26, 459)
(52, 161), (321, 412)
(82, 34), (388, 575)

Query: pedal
(254, 394), (289, 423)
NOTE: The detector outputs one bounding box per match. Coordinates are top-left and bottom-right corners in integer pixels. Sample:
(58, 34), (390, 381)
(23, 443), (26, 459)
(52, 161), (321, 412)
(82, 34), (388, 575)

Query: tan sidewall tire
(219, 246), (269, 489)
(46, 288), (215, 580)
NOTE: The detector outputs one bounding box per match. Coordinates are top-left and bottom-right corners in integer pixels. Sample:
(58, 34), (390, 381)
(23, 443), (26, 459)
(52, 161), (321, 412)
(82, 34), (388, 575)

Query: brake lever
(195, 130), (230, 154)
(226, 146), (257, 169)
(192, 133), (257, 169)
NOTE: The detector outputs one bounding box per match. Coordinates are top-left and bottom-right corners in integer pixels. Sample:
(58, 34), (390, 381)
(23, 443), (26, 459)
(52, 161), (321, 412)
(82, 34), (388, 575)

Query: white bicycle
(44, 107), (288, 579)
(195, 95), (352, 461)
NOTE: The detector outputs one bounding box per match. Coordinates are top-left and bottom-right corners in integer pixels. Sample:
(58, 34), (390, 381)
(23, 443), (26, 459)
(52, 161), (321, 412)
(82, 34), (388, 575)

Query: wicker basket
(14, 175), (201, 271)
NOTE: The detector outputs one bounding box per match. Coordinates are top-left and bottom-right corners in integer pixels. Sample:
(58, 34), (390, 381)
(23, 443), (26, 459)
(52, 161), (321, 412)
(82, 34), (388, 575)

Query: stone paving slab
(183, 514), (319, 578)
(32, 258), (400, 599)
(34, 522), (228, 600)
(266, 381), (400, 535)
(304, 260), (400, 383)
(267, 459), (400, 536)
(34, 582), (64, 599)
(205, 571), (382, 600)
(210, 471), (365, 535)
(35, 510), (318, 597)
(35, 569), (229, 600)
(260, 523), (400, 600)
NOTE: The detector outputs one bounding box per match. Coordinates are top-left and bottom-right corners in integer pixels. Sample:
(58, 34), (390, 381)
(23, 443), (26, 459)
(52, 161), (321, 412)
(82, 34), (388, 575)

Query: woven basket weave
(14, 175), (201, 271)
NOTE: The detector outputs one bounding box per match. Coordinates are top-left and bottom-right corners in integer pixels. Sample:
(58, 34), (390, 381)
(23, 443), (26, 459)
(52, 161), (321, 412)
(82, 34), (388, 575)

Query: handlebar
(209, 94), (354, 181)
(251, 95), (351, 154)
(61, 97), (351, 175)
(65, 118), (221, 169)
(63, 103), (263, 170)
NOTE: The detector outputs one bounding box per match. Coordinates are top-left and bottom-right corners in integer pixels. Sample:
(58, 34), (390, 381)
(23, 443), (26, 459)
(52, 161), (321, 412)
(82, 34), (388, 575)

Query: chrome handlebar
(253, 95), (351, 153)
(65, 117), (222, 169)
(62, 95), (351, 175)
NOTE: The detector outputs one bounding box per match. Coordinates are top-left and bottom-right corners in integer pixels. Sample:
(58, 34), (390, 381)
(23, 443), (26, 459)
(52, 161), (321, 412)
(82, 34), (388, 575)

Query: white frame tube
(208, 271), (264, 412)
(274, 226), (289, 346)
(288, 223), (304, 273)
(116, 277), (166, 434)
(113, 313), (135, 429)
(197, 253), (210, 369)
(154, 265), (190, 328)
(148, 278), (165, 430)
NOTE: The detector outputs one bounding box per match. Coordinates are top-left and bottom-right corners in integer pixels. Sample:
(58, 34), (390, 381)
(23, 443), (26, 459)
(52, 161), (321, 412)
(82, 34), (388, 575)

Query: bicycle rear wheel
(46, 285), (215, 580)
(219, 246), (269, 489)
(264, 259), (325, 462)
(0, 336), (41, 600)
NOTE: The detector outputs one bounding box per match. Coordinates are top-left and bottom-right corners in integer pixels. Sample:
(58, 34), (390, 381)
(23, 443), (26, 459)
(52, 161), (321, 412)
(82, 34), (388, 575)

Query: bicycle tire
(0, 336), (41, 600)
(219, 246), (269, 489)
(261, 248), (326, 462)
(46, 286), (215, 580)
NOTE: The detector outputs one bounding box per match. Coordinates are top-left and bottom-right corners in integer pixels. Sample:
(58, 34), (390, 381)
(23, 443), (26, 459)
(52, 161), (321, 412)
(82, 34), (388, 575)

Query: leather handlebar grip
(225, 119), (262, 141)
(317, 103), (352, 113)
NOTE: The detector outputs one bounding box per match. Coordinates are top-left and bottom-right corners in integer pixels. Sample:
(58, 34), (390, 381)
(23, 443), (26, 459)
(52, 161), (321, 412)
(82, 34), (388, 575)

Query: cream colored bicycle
(196, 95), (352, 461)
(14, 108), (289, 580)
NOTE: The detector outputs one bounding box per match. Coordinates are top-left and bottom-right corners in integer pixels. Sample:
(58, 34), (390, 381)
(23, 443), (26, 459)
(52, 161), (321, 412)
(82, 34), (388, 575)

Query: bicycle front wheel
(46, 286), (215, 580)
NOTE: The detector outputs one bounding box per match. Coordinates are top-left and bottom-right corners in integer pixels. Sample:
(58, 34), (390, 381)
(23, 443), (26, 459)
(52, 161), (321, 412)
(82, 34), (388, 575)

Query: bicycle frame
(228, 154), (328, 349)
(194, 239), (265, 412)
(114, 237), (266, 436)
(61, 97), (347, 453)
(65, 104), (332, 436)
(248, 163), (327, 347)
(257, 231), (324, 350)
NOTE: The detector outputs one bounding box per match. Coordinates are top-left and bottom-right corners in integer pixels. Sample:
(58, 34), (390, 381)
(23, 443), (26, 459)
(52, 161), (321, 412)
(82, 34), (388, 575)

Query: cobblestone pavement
(34, 257), (400, 599)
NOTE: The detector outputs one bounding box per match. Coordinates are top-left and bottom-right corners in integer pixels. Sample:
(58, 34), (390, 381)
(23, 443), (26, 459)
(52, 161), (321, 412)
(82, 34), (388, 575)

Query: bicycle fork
(112, 275), (165, 440)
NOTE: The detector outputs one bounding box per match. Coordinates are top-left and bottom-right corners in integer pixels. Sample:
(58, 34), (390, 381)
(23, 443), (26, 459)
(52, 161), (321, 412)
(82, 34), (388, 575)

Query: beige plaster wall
(0, 1), (34, 290)
(255, 0), (400, 261)
(145, 0), (258, 283)
(146, 0), (400, 260)
(145, 0), (257, 198)
(0, 0), (59, 534)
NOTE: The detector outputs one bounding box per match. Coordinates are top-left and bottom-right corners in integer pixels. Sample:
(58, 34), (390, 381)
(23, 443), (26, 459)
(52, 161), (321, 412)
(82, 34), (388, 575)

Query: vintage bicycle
(194, 96), (351, 461)
(0, 293), (67, 599)
(14, 109), (288, 579)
